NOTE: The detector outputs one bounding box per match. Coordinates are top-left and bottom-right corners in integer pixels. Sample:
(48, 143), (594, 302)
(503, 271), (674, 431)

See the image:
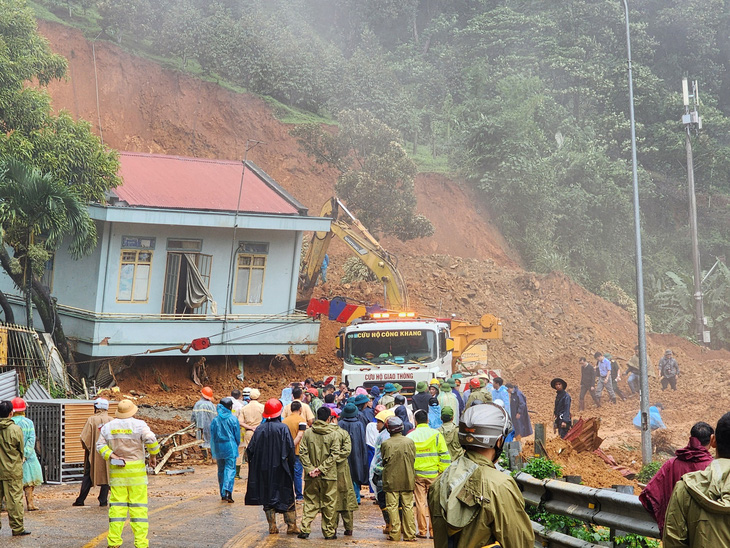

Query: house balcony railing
(55, 304), (311, 323)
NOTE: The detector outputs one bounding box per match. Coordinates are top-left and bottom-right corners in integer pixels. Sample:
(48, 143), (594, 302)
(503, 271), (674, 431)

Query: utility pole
(681, 78), (709, 345)
(621, 0), (651, 465)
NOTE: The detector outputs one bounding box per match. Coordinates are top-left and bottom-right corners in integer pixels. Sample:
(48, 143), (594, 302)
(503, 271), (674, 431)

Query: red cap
(469, 378), (480, 389)
(11, 397), (26, 413)
(307, 387), (319, 396)
(262, 398), (283, 419)
(201, 387), (213, 400)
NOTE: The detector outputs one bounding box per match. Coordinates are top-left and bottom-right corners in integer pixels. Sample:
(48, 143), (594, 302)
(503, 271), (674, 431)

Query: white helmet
(458, 403), (511, 449)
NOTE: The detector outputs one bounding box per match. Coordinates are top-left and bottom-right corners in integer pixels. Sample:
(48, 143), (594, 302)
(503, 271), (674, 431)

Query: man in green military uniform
(428, 403), (534, 548)
(381, 416), (417, 542)
(438, 407), (464, 461)
(465, 377), (493, 409)
(663, 411), (730, 547)
(332, 408), (358, 536)
(0, 400), (30, 536)
(298, 406), (343, 540)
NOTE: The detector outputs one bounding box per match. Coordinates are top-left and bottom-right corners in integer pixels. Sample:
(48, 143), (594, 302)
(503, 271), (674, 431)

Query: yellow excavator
(450, 314), (503, 360)
(299, 197), (409, 310)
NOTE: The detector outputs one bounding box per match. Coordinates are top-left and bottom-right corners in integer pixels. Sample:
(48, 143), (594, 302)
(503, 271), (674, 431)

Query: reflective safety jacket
(97, 417), (160, 464)
(407, 423), (451, 479)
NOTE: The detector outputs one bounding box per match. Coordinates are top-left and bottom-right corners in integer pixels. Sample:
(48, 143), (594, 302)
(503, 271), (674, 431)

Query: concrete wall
(93, 221), (300, 316)
(0, 215), (318, 357)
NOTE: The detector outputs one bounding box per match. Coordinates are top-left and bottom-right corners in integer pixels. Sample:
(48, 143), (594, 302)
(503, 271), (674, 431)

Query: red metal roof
(113, 152), (303, 215)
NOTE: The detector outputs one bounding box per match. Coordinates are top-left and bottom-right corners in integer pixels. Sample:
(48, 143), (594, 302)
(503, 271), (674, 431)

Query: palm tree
(0, 159), (96, 328)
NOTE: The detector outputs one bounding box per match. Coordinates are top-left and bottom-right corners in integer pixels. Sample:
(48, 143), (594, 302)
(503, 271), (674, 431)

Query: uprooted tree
(0, 0), (120, 361)
(292, 109), (433, 241)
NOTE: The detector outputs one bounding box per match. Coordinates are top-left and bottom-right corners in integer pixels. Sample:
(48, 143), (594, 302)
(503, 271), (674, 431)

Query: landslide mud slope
(37, 21), (730, 470)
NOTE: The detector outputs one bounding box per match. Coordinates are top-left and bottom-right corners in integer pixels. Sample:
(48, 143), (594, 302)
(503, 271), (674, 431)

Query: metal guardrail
(533, 522), (605, 548)
(514, 471), (660, 547)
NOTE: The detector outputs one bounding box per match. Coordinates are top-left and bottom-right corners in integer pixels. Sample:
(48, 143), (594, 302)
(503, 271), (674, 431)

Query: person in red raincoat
(639, 421), (715, 535)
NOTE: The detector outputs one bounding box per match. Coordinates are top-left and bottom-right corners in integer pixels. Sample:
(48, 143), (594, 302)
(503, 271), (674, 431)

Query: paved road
(0, 464), (412, 547)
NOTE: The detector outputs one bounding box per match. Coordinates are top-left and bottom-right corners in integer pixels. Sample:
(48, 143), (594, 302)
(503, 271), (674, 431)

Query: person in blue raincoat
(427, 397), (443, 429)
(192, 387), (216, 461)
(633, 403), (666, 431)
(210, 398), (241, 502)
(279, 387), (293, 408)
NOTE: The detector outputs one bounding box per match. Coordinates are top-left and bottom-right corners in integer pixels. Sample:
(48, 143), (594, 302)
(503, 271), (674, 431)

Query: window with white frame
(117, 237), (155, 302)
(234, 242), (268, 304)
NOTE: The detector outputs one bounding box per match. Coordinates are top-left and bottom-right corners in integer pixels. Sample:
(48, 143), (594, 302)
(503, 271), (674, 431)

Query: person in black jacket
(551, 378), (572, 439)
(578, 357), (599, 411)
(338, 403), (369, 506)
(411, 381), (431, 413)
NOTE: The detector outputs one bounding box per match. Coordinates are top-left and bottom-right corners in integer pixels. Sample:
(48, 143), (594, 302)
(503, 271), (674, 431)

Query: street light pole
(681, 78), (708, 345)
(621, 0), (652, 465)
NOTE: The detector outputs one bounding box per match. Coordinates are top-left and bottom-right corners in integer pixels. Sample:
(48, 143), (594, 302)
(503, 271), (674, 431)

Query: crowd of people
(554, 347), (681, 440)
(1, 341), (724, 548)
(0, 395), (160, 547)
(185, 373), (536, 544)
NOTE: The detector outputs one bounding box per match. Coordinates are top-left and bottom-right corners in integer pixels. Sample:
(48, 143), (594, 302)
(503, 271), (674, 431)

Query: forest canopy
(32, 0), (730, 343)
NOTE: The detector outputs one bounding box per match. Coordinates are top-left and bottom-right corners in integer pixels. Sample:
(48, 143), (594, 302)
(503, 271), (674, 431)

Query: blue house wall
(0, 205), (329, 358)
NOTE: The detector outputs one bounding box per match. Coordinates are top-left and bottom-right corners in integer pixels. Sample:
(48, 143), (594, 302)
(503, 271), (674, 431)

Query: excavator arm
(299, 197), (409, 310)
(449, 314), (503, 360)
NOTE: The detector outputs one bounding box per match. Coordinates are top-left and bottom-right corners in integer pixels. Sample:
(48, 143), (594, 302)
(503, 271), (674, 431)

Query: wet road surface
(0, 464), (423, 547)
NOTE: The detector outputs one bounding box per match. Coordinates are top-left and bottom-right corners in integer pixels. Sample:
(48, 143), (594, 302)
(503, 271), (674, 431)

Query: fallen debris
(166, 468), (195, 475)
(564, 417), (604, 453)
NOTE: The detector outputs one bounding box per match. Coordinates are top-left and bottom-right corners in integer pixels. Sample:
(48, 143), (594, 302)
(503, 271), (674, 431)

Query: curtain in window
(183, 254), (218, 314)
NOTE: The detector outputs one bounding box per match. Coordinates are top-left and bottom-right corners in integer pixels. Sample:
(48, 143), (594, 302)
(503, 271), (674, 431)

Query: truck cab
(338, 315), (453, 397)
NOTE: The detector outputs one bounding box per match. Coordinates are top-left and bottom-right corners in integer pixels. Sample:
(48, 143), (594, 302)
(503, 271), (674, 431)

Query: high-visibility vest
(407, 423), (451, 478)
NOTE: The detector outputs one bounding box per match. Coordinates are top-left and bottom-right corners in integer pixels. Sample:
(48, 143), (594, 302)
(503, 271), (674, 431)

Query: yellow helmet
(429, 378), (440, 386)
(375, 409), (396, 422)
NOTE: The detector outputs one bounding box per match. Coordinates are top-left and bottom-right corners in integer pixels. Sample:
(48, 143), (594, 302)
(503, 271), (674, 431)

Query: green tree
(97, 0), (152, 42)
(0, 0), (119, 360)
(293, 109), (434, 240)
(154, 0), (203, 68)
(0, 159), (96, 329)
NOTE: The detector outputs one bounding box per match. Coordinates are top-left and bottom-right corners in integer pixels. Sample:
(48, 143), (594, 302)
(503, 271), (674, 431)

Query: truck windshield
(344, 329), (437, 365)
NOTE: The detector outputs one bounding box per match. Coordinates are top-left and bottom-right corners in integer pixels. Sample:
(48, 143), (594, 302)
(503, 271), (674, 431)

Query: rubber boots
(284, 510), (301, 534)
(235, 465), (241, 479)
(24, 486), (39, 511)
(265, 508), (278, 534)
(595, 397), (601, 408)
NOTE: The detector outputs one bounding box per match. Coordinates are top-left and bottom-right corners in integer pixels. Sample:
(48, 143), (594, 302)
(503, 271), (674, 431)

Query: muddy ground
(2, 463), (392, 547)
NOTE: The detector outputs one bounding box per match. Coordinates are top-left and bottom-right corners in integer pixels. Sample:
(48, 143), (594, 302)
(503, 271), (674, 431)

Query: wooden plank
(153, 439), (203, 475)
(63, 403), (94, 463)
